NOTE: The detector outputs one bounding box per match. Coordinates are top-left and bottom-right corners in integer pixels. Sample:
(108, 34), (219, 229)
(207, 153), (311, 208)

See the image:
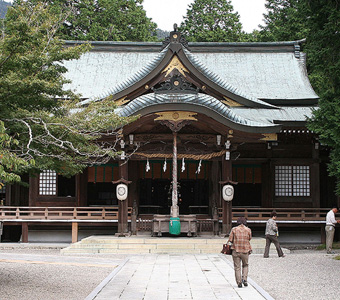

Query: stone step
(78, 236), (275, 246)
(61, 236), (290, 255)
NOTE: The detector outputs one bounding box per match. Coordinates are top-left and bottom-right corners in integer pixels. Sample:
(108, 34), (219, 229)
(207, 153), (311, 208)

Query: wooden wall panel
(188, 163), (197, 180)
(153, 162), (162, 179)
(254, 167), (262, 184)
(245, 167), (253, 183)
(236, 168), (244, 183)
(96, 167), (104, 182)
(113, 166), (119, 181)
(88, 167), (95, 182)
(162, 162), (171, 179)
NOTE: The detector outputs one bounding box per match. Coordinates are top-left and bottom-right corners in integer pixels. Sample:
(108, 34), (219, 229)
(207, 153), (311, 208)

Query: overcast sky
(143, 0), (266, 33)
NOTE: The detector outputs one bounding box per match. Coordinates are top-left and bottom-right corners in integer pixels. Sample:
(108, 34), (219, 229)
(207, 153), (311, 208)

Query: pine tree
(24, 0), (158, 41)
(179, 0), (245, 42)
(258, 0), (308, 42)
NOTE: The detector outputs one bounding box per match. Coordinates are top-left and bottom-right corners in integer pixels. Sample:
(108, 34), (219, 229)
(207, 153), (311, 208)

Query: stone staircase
(61, 235), (290, 255)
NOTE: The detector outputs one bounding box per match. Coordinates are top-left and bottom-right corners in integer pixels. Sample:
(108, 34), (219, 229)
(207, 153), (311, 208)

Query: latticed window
(39, 170), (57, 195)
(39, 170), (76, 197)
(275, 166), (310, 197)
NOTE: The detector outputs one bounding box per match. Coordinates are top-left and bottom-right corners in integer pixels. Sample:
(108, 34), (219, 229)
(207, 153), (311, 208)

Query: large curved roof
(63, 40), (318, 105)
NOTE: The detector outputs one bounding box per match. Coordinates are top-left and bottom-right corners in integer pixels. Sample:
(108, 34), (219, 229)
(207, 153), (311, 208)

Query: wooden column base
(72, 222), (78, 243)
(22, 223), (28, 243)
(320, 225), (326, 244)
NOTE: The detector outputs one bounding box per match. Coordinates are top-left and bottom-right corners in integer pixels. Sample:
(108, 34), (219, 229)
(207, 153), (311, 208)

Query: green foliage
(0, 1), (137, 183)
(156, 29), (170, 41)
(0, 120), (29, 184)
(304, 1), (340, 194)
(179, 0), (246, 42)
(317, 242), (340, 250)
(255, 0), (340, 194)
(26, 0), (158, 41)
(257, 0), (309, 42)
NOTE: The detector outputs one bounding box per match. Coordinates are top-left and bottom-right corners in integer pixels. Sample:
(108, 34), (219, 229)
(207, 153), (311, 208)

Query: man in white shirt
(325, 205), (340, 254)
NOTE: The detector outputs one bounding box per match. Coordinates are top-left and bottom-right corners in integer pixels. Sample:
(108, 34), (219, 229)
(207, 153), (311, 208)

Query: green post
(169, 217), (181, 235)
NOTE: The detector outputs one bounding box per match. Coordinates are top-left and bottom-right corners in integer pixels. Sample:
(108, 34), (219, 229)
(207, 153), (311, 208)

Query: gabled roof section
(117, 93), (281, 133)
(78, 29), (276, 109)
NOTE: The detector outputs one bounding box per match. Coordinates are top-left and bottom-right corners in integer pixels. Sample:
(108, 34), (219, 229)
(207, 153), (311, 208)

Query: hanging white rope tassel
(196, 159), (202, 174)
(181, 158), (185, 172)
(146, 158), (150, 172)
(163, 158), (167, 172)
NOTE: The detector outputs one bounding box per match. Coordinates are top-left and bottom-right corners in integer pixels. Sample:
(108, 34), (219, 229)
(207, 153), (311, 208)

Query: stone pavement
(86, 254), (273, 300)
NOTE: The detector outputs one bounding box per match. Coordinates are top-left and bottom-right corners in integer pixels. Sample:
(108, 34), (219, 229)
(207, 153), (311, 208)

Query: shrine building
(1, 29), (337, 243)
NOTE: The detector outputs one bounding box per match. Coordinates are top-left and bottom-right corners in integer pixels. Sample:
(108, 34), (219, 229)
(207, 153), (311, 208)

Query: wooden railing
(0, 206), (329, 222)
(218, 207), (329, 222)
(0, 206), (132, 221)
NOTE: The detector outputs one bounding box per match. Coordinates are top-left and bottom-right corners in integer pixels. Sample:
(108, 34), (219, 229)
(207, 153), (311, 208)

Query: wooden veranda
(0, 206), (331, 243)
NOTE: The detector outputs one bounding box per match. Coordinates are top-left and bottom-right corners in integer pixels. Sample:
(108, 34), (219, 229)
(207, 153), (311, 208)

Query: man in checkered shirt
(227, 217), (252, 288)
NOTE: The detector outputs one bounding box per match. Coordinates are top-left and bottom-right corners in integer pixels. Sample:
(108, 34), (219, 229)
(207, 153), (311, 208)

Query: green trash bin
(169, 217), (181, 235)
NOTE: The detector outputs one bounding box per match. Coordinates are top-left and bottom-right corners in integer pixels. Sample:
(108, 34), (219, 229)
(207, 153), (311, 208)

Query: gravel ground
(0, 248), (127, 300)
(224, 249), (340, 300)
(0, 247), (339, 300)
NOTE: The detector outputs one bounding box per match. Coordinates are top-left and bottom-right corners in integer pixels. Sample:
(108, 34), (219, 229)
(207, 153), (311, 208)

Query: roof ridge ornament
(153, 75), (199, 94)
(162, 23), (189, 50)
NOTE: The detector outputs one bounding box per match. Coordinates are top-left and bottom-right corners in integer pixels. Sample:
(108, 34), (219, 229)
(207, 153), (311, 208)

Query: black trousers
(264, 234), (284, 257)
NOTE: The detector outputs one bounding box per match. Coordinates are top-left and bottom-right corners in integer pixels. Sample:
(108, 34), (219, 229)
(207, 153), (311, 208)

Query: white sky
(143, 0), (266, 33)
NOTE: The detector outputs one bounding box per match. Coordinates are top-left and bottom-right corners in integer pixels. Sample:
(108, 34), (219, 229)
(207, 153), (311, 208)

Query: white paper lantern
(222, 184), (234, 201)
(116, 183), (128, 201)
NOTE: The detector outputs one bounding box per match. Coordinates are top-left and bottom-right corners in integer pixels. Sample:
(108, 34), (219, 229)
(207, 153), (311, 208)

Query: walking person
(264, 211), (285, 258)
(227, 217), (252, 288)
(325, 205), (340, 254)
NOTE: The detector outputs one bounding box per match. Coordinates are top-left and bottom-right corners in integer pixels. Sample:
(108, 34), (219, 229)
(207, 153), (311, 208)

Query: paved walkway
(86, 254), (273, 300)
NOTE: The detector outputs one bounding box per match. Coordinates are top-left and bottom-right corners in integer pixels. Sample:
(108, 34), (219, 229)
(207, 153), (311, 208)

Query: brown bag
(221, 243), (232, 255)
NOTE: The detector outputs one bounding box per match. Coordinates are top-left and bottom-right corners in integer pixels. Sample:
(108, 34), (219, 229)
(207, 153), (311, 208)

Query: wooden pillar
(211, 160), (220, 235)
(28, 176), (38, 206)
(312, 145), (320, 208)
(171, 132), (179, 218)
(77, 169), (88, 207)
(118, 163), (129, 235)
(129, 161), (139, 235)
(5, 183), (11, 206)
(21, 223), (28, 243)
(222, 159), (232, 235)
(261, 161), (272, 208)
(72, 222), (78, 243)
(210, 161), (220, 208)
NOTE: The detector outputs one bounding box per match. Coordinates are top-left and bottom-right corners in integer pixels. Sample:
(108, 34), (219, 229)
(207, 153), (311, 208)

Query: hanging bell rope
(134, 149), (227, 161)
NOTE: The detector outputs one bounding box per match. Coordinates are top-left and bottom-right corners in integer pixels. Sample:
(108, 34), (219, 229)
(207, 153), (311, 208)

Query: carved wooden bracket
(112, 178), (132, 185)
(219, 177), (238, 185)
(159, 119), (192, 132)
